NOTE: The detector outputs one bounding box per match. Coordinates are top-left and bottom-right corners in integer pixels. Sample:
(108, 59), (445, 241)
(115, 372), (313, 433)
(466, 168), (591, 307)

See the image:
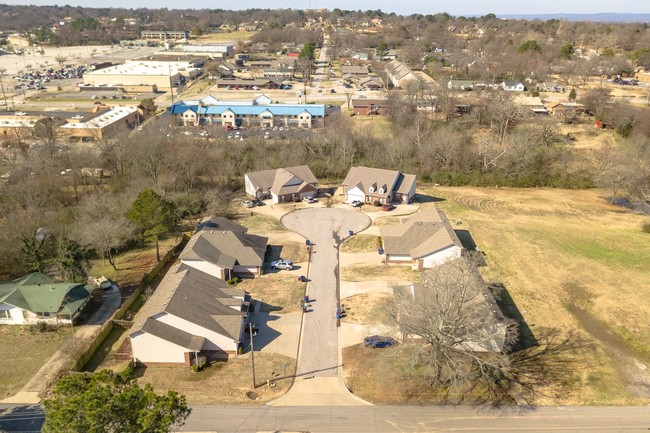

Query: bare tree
(390, 257), (591, 404)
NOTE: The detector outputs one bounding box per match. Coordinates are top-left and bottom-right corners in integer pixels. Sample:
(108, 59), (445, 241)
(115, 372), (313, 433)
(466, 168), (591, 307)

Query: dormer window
(368, 183), (376, 193)
(379, 185), (386, 194)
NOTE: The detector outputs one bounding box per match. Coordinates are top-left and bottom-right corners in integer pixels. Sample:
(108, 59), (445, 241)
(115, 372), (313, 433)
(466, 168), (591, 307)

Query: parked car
(252, 198), (265, 206)
(271, 260), (293, 270)
(242, 200), (255, 208)
(303, 196), (318, 204)
(350, 200), (363, 207)
(364, 335), (396, 348)
(381, 204), (396, 211)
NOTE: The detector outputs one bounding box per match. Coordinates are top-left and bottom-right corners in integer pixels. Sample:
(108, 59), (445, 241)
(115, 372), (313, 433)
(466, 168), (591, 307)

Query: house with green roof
(0, 273), (92, 325)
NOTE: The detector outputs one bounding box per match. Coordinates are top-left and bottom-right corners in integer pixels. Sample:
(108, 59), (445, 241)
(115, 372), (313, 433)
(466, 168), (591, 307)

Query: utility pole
(249, 322), (256, 389)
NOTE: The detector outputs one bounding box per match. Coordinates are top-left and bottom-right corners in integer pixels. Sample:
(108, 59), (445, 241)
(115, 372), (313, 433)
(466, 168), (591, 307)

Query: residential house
(244, 165), (318, 203)
(179, 223), (268, 280)
(129, 264), (250, 365)
(170, 95), (326, 129)
(448, 79), (476, 91)
(546, 101), (587, 116)
(501, 81), (525, 92)
(341, 65), (370, 76)
(385, 60), (417, 88)
(394, 258), (508, 353)
(0, 273), (92, 325)
(381, 208), (463, 270)
(352, 98), (389, 116)
(513, 95), (548, 115)
(537, 82), (565, 93)
(381, 49), (399, 61)
(358, 76), (383, 90)
(341, 166), (417, 205)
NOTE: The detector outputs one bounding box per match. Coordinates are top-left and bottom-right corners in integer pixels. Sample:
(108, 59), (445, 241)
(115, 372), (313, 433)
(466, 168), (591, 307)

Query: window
(0, 310), (10, 319)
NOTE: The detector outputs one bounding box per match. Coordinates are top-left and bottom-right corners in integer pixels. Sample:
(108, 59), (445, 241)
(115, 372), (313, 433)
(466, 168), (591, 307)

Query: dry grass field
(0, 326), (75, 399)
(134, 352), (295, 404)
(421, 185), (650, 404)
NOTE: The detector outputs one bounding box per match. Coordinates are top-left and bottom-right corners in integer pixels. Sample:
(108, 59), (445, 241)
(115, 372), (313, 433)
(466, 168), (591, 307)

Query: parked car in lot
(271, 259), (293, 270)
(303, 196), (318, 204)
(242, 200), (255, 208)
(381, 204), (396, 211)
(350, 200), (363, 207)
(364, 335), (396, 348)
(252, 199), (265, 206)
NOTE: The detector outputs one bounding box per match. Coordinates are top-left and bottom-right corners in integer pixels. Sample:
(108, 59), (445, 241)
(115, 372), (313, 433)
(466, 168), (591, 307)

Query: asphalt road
(282, 208), (371, 377)
(3, 403), (650, 433)
(182, 404), (650, 432)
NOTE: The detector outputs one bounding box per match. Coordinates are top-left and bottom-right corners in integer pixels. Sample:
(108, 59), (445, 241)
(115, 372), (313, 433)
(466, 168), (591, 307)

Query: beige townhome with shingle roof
(381, 208), (463, 270)
(244, 165), (318, 203)
(342, 166), (416, 205)
(180, 224), (268, 280)
(129, 264), (251, 365)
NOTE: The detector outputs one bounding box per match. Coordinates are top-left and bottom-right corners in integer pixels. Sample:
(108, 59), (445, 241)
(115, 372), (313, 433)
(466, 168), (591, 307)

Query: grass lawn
(136, 352), (295, 404)
(341, 234), (378, 253)
(423, 186), (650, 405)
(0, 325), (75, 398)
(89, 234), (182, 288)
(239, 214), (287, 233)
(340, 263), (420, 283)
(341, 293), (392, 325)
(237, 275), (305, 313)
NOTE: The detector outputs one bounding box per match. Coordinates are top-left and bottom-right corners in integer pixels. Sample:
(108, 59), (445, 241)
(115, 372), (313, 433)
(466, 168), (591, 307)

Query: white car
(271, 260), (293, 270)
(302, 196), (318, 204)
(242, 200), (255, 208)
(350, 200), (363, 207)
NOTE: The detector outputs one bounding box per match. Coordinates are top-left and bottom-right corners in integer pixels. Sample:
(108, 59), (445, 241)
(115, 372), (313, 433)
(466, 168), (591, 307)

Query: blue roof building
(170, 95), (326, 128)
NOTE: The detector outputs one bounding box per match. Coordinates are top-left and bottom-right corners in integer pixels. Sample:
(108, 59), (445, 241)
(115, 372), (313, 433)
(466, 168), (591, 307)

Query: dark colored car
(364, 335), (396, 348)
(252, 199), (265, 206)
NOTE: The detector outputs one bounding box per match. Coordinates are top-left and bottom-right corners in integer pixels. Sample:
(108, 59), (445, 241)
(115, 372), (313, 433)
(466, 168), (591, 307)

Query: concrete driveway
(272, 208), (371, 406)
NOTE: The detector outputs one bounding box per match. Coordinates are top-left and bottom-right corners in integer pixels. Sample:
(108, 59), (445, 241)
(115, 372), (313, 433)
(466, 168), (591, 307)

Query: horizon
(5, 0), (650, 16)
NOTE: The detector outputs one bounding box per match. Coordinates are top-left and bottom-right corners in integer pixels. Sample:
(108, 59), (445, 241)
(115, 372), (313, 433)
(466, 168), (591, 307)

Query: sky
(8, 0), (650, 15)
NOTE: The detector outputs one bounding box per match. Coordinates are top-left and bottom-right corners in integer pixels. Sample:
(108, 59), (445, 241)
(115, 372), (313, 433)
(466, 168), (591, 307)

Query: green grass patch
(83, 325), (128, 372)
(341, 234), (379, 253)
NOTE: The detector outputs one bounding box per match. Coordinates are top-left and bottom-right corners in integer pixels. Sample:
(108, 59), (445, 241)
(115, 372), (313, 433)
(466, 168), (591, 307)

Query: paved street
(274, 208), (370, 406)
(180, 405), (650, 432)
(3, 403), (650, 432)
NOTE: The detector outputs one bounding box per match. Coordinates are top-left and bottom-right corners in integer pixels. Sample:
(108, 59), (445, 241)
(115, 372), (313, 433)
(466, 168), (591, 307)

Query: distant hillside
(498, 13), (650, 23)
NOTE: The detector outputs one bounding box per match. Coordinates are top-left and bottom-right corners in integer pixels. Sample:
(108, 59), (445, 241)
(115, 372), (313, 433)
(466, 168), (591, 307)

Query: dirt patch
(135, 352), (295, 404)
(341, 293), (392, 325)
(340, 264), (420, 283)
(237, 275), (304, 313)
(0, 325), (74, 398)
(340, 234), (379, 253)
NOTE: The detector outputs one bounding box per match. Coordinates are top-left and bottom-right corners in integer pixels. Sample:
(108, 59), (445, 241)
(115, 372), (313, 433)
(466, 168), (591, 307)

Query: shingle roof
(381, 208), (463, 258)
(245, 165), (318, 196)
(141, 318), (205, 351)
(180, 229), (268, 268)
(0, 273), (91, 316)
(394, 258), (507, 353)
(130, 264), (247, 343)
(342, 166), (416, 199)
